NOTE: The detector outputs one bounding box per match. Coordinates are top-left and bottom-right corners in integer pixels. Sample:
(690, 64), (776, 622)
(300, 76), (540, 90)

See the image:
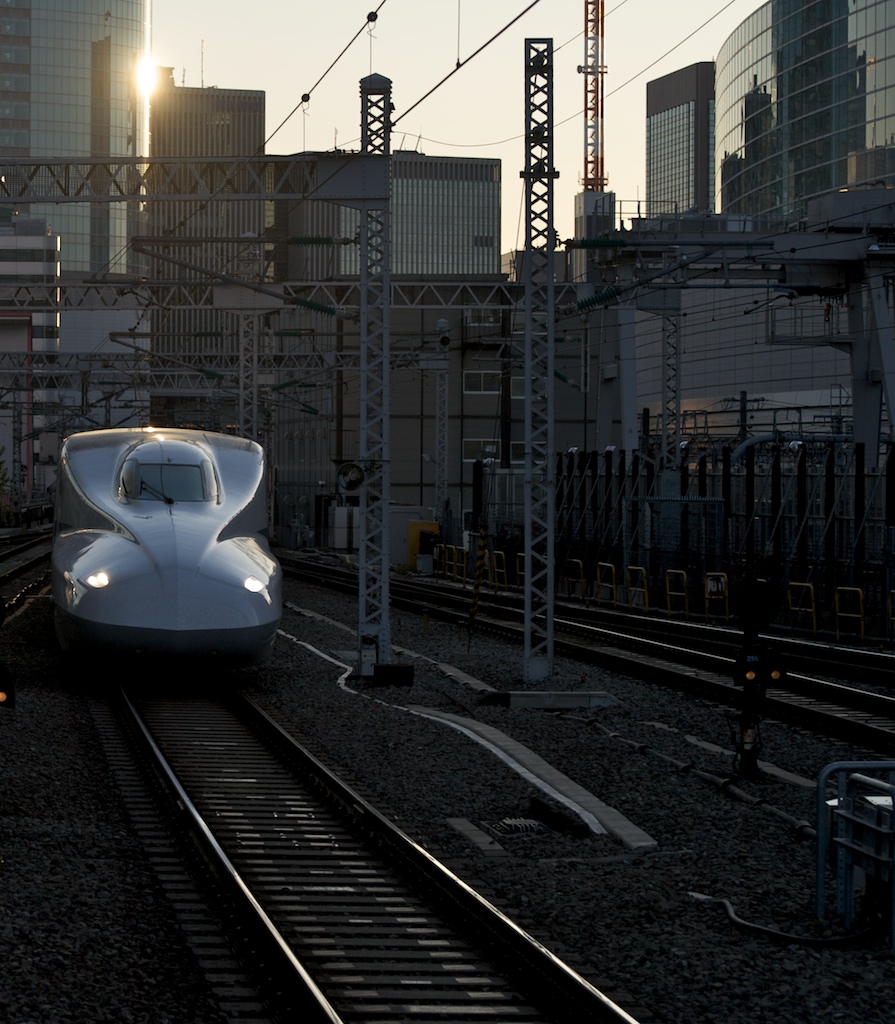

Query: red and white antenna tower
(579, 0), (607, 191)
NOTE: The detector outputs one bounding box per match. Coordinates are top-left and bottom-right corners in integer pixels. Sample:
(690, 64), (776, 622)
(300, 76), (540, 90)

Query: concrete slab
(407, 705), (657, 852)
(504, 691), (620, 710)
(446, 817), (511, 858)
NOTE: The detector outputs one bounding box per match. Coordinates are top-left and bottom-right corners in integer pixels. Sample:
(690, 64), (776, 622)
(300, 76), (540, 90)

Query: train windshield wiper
(139, 480), (175, 504)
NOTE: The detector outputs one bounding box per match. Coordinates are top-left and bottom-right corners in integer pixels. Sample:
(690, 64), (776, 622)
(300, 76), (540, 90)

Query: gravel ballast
(2, 580), (894, 1024)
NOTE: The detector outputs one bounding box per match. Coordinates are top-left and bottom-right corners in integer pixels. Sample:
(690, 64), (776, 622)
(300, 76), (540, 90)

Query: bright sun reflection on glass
(136, 56), (156, 97)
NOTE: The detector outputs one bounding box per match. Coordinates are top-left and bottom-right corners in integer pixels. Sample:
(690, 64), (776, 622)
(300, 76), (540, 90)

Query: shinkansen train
(51, 427), (282, 663)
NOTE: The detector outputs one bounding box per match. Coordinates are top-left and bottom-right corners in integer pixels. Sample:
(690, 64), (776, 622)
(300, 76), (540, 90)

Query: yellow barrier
(787, 582), (817, 635)
(665, 570), (689, 619)
(491, 550), (509, 590)
(626, 565), (649, 611)
(834, 587), (864, 640)
(704, 572), (729, 622)
(479, 548), (496, 590)
(454, 546), (468, 587)
(516, 552), (525, 589)
(595, 562), (617, 607)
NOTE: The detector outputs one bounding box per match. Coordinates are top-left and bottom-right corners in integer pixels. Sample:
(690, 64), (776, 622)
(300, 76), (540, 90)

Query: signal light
(0, 686), (14, 709)
(732, 643), (786, 691)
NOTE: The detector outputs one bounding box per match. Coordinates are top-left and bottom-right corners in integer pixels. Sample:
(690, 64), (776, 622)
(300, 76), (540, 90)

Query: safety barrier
(834, 587), (864, 640)
(626, 566), (649, 611)
(563, 559), (587, 602)
(787, 582), (817, 635)
(664, 570), (688, 619)
(454, 546), (468, 587)
(594, 562), (617, 608)
(704, 572), (729, 622)
(433, 544), (446, 577)
(440, 545), (468, 586)
(491, 550), (509, 591)
(815, 762), (895, 950)
(515, 552), (525, 590)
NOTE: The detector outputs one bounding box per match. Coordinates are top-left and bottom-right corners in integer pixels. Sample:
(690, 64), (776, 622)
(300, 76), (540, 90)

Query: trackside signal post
(731, 579), (786, 778)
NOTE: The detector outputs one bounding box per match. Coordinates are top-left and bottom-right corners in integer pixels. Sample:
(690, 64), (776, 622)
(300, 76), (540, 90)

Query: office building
(646, 63), (715, 215)
(716, 0), (887, 220)
(0, 208), (59, 501)
(0, 0), (149, 272)
(0, 2), (149, 499)
(146, 71), (266, 425)
(286, 152), (502, 281)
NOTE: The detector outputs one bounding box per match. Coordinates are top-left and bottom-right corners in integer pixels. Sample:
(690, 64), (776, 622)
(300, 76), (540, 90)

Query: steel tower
(521, 40), (557, 681)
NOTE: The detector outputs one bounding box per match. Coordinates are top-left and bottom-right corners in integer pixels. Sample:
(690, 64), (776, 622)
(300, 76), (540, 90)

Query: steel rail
(116, 684), (641, 1024)
(280, 555), (895, 754)
(116, 686), (344, 1024)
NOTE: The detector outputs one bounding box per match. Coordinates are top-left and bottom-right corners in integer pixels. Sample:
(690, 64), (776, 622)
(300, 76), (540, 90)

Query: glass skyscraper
(0, 0), (150, 271)
(646, 63), (715, 216)
(715, 0), (894, 220)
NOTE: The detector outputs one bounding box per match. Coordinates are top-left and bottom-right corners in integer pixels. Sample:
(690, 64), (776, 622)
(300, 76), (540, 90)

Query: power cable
(605, 0), (745, 98)
(393, 0), (544, 127)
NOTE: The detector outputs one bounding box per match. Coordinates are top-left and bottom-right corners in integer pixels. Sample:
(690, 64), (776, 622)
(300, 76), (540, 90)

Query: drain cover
(485, 817), (555, 837)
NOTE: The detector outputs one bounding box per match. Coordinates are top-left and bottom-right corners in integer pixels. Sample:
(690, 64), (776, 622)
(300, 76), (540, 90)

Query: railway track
(281, 553), (895, 756)
(0, 531), (53, 622)
(115, 684), (640, 1024)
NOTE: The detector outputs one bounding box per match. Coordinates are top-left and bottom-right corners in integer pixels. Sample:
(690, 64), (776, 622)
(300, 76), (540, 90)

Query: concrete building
(0, 208), (59, 503)
(606, 1), (895, 460)
(284, 152), (501, 280)
(270, 152), (505, 545)
(146, 69), (268, 396)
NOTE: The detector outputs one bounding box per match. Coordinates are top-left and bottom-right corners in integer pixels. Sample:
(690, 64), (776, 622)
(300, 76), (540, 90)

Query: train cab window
(119, 458), (218, 503)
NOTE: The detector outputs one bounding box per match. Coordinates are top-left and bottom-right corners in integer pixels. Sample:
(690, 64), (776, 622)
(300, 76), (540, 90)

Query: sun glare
(136, 55), (157, 97)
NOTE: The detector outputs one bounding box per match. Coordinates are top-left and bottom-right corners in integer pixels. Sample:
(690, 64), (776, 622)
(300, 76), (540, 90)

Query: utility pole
(355, 73), (393, 676)
(521, 39), (557, 682)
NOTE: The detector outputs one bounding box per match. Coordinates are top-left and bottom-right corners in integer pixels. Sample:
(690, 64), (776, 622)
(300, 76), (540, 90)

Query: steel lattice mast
(522, 40), (557, 682)
(581, 1), (607, 191)
(356, 74), (393, 674)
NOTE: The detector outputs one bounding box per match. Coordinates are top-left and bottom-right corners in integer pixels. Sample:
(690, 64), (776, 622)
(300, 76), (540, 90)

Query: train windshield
(119, 458), (218, 502)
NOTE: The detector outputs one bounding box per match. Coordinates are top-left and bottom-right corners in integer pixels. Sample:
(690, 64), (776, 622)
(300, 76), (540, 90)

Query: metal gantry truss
(0, 154), (383, 204)
(521, 40), (557, 682)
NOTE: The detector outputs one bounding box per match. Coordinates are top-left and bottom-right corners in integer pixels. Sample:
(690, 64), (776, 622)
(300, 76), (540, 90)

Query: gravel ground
(2, 575), (895, 1024)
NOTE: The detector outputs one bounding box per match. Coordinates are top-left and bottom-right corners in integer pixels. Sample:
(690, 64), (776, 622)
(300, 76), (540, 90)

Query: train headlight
(85, 571), (110, 589)
(244, 575), (265, 593)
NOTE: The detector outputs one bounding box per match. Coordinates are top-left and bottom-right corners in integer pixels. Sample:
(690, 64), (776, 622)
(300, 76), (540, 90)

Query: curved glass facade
(716, 0), (895, 220)
(0, 0), (149, 271)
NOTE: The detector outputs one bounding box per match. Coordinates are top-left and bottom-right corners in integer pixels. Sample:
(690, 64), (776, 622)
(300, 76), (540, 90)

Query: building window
(463, 370), (501, 393)
(463, 370), (526, 396)
(462, 438), (500, 461)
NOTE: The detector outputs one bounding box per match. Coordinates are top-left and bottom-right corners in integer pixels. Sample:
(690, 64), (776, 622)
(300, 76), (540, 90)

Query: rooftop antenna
(201, 39), (205, 88)
(579, 0), (607, 191)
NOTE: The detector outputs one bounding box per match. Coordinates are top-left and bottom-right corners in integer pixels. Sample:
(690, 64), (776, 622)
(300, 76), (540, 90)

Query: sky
(150, 0), (767, 251)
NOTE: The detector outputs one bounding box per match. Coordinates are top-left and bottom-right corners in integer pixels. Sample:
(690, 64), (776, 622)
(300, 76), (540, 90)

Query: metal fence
(551, 442), (895, 637)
